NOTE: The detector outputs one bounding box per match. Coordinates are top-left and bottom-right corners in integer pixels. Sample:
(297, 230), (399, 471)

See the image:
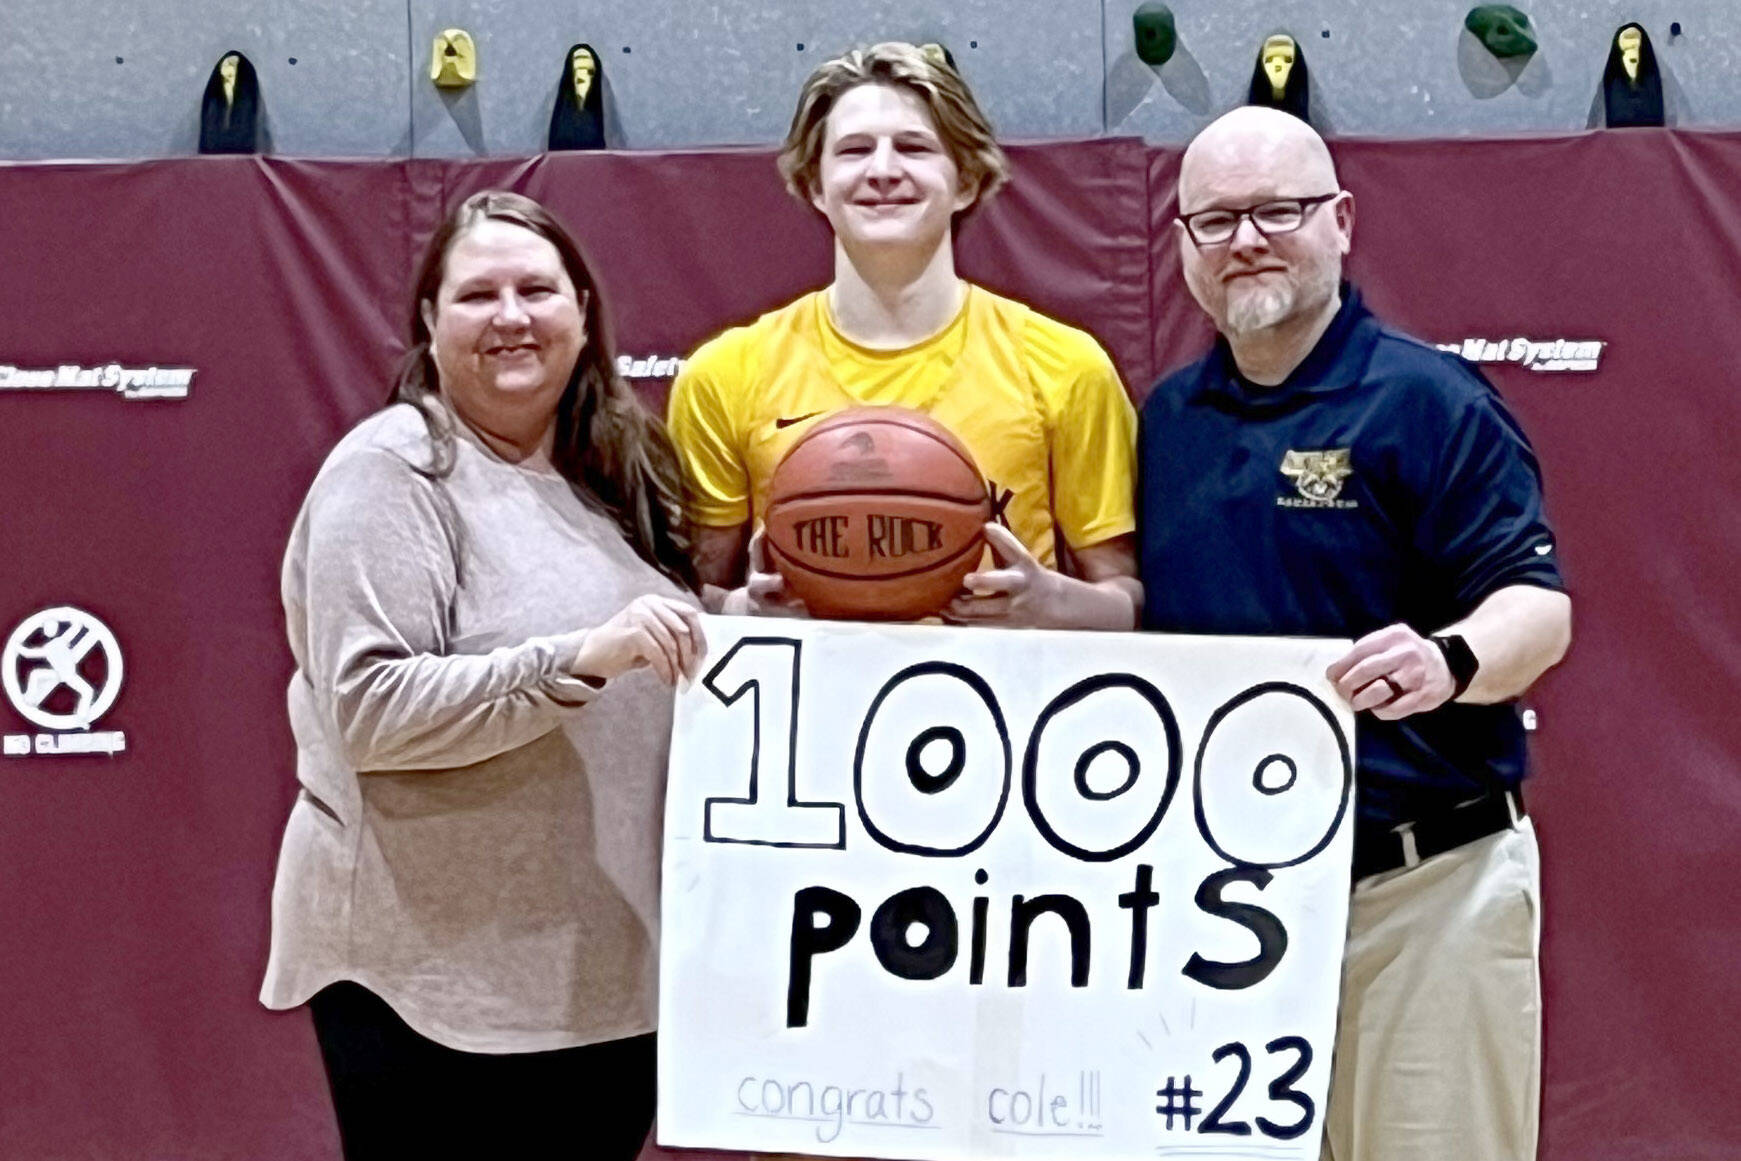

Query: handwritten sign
(659, 616), (1354, 1160)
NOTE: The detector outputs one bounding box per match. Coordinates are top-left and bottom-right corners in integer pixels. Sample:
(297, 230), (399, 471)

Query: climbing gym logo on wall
(1435, 337), (1605, 373)
(0, 361), (194, 399)
(2, 607), (128, 758)
(617, 354), (686, 380)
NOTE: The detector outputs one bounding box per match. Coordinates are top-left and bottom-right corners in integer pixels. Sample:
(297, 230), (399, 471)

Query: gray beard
(1222, 259), (1340, 337)
(1224, 284), (1295, 334)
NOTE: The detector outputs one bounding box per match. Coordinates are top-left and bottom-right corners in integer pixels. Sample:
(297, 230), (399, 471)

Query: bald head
(1173, 106), (1352, 355)
(1179, 107), (1338, 213)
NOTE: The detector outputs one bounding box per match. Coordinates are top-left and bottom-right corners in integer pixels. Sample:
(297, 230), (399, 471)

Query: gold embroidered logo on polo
(1278, 448), (1358, 508)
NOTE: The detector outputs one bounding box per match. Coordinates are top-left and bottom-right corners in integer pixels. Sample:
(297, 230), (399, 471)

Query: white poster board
(659, 616), (1354, 1160)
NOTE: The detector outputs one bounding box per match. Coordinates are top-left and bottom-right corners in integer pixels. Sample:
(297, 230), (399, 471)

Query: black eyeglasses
(1178, 193), (1340, 246)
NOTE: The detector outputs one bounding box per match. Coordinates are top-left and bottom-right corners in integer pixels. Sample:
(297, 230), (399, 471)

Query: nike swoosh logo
(774, 411), (823, 429)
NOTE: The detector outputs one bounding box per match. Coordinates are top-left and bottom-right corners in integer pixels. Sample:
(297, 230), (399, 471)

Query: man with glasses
(1139, 106), (1572, 1161)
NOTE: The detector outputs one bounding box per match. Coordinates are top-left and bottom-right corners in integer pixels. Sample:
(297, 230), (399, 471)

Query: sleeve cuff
(1457, 566), (1567, 612)
(691, 503), (751, 528)
(1063, 516), (1138, 550)
(540, 673), (606, 708)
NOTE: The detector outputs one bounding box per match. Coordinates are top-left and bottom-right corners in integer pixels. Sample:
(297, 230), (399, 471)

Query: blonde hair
(777, 42), (1010, 215)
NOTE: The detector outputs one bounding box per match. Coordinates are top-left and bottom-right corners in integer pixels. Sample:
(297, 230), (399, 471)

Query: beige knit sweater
(261, 403), (691, 1053)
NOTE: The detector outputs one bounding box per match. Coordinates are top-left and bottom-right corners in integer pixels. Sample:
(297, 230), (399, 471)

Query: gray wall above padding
(406, 0), (1104, 156)
(0, 0), (409, 159)
(2, 0), (1739, 159)
(1104, 0), (1715, 139)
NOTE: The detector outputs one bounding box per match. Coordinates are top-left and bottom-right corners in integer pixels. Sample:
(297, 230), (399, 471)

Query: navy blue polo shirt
(1138, 287), (1564, 838)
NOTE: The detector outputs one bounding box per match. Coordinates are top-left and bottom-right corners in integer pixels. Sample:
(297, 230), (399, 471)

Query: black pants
(308, 981), (656, 1160)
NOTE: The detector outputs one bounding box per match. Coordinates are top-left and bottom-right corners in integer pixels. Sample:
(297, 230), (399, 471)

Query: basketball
(764, 407), (991, 620)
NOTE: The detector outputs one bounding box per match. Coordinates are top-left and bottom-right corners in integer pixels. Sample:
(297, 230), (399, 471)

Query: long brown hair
(389, 190), (696, 590)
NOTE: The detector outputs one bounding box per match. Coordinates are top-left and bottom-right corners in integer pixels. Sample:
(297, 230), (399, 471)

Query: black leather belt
(1352, 789), (1524, 881)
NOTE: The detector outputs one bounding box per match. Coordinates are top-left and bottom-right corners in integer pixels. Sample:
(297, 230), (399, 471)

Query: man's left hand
(1327, 623), (1455, 720)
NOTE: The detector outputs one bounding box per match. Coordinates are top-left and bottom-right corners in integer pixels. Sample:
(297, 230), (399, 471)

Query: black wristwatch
(1431, 634), (1480, 699)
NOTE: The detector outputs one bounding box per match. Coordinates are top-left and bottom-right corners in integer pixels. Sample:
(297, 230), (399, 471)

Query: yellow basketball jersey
(667, 285), (1136, 570)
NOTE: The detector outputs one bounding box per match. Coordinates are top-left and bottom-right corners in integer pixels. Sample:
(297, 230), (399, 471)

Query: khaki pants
(1322, 817), (1542, 1161)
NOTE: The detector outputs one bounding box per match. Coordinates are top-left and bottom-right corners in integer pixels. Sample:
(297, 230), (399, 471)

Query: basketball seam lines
(766, 533), (987, 584)
(785, 416), (981, 473)
(771, 488), (988, 506)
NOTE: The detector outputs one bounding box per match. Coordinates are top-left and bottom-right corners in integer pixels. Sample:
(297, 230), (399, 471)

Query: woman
(261, 191), (703, 1159)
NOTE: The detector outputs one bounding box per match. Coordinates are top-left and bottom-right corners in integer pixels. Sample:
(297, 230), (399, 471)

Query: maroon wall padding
(1, 133), (1736, 1160)
(409, 139), (1156, 410)
(0, 158), (410, 1161)
(1334, 131), (1741, 1161)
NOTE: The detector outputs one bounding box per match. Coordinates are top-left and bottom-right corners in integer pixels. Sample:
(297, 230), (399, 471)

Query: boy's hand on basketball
(944, 523), (1064, 627)
(723, 526), (811, 618)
